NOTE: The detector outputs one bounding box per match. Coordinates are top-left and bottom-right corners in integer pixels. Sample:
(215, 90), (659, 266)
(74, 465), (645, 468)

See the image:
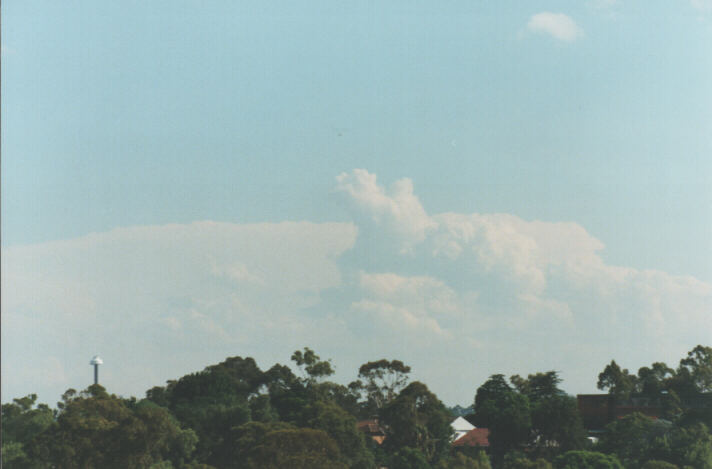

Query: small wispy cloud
(691, 0), (712, 11)
(526, 12), (583, 42)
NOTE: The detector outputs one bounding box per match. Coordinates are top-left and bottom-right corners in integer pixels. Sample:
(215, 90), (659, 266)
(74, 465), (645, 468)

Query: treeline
(2, 345), (711, 469)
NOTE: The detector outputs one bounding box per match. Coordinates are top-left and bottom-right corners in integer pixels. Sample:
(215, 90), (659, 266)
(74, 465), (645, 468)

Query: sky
(2, 0), (711, 406)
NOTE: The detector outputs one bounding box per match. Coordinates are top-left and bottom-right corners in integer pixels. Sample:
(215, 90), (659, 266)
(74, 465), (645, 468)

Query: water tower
(90, 355), (103, 385)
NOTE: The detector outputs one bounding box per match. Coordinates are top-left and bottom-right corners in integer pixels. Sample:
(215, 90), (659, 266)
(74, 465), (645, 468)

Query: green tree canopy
(554, 450), (623, 469)
(291, 347), (335, 383)
(474, 375), (532, 460)
(597, 360), (638, 401)
(353, 359), (411, 413)
(598, 412), (670, 469)
(245, 427), (347, 469)
(27, 385), (197, 469)
(381, 381), (453, 464)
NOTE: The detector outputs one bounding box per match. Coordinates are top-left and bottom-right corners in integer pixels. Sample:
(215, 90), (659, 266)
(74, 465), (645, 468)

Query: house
(357, 419), (386, 445)
(450, 416), (490, 448)
(451, 416), (475, 441)
(452, 428), (490, 448)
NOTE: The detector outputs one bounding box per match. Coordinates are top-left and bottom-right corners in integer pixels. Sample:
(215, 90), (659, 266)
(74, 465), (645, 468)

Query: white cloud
(335, 169), (437, 253)
(527, 12), (583, 42)
(337, 170), (712, 399)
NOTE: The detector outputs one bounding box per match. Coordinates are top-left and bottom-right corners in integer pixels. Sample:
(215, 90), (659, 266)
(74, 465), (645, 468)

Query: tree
(145, 357), (262, 461)
(554, 450), (623, 469)
(598, 412), (669, 469)
(301, 401), (375, 469)
(503, 457), (553, 469)
(530, 394), (586, 455)
(640, 462), (678, 469)
(651, 422), (712, 469)
(437, 451), (492, 469)
(637, 362), (675, 398)
(245, 428), (348, 469)
(27, 385), (197, 468)
(353, 359), (412, 413)
(388, 447), (431, 469)
(208, 421), (293, 468)
(1, 394), (54, 468)
(381, 381), (453, 464)
(597, 360), (638, 401)
(510, 371), (585, 455)
(474, 375), (532, 461)
(511, 372), (563, 402)
(291, 347), (335, 383)
(678, 345), (712, 393)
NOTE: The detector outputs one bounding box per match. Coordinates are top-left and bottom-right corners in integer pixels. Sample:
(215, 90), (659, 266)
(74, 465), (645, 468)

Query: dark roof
(453, 428), (490, 447)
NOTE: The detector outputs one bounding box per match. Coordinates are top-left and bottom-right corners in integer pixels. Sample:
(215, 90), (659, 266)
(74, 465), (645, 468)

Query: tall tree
(510, 372), (585, 455)
(474, 375), (532, 461)
(381, 381), (453, 464)
(301, 401), (376, 469)
(678, 345), (712, 393)
(353, 359), (412, 412)
(291, 347), (335, 384)
(637, 363), (675, 398)
(597, 360), (638, 401)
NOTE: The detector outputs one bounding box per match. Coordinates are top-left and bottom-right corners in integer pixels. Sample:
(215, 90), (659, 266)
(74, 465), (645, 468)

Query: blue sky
(2, 1), (711, 405)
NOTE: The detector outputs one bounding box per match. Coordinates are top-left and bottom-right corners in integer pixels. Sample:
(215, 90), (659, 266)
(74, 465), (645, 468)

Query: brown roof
(357, 419), (386, 445)
(452, 428), (490, 447)
(357, 419), (385, 435)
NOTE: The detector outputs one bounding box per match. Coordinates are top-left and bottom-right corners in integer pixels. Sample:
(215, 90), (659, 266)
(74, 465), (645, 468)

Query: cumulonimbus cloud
(3, 171), (710, 406)
(336, 169), (712, 385)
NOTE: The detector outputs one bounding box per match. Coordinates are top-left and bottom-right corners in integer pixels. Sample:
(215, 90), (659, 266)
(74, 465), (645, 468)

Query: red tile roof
(452, 428), (490, 447)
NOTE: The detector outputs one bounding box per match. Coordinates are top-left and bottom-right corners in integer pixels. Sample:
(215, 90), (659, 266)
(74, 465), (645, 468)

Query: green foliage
(678, 345), (712, 393)
(554, 450), (624, 469)
(26, 386), (196, 469)
(301, 401), (375, 469)
(291, 347), (335, 383)
(145, 356), (262, 460)
(637, 363), (675, 398)
(641, 461), (679, 469)
(437, 451), (492, 469)
(1, 394), (54, 468)
(389, 447), (432, 469)
(1, 441), (30, 468)
(530, 394), (586, 455)
(511, 372), (563, 402)
(503, 456), (553, 469)
(381, 381), (453, 463)
(474, 375), (532, 459)
(597, 360), (638, 401)
(510, 371), (586, 456)
(248, 394), (278, 422)
(209, 421), (294, 468)
(650, 422), (712, 469)
(2, 394), (55, 444)
(244, 427), (347, 469)
(598, 412), (670, 469)
(352, 359), (412, 413)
